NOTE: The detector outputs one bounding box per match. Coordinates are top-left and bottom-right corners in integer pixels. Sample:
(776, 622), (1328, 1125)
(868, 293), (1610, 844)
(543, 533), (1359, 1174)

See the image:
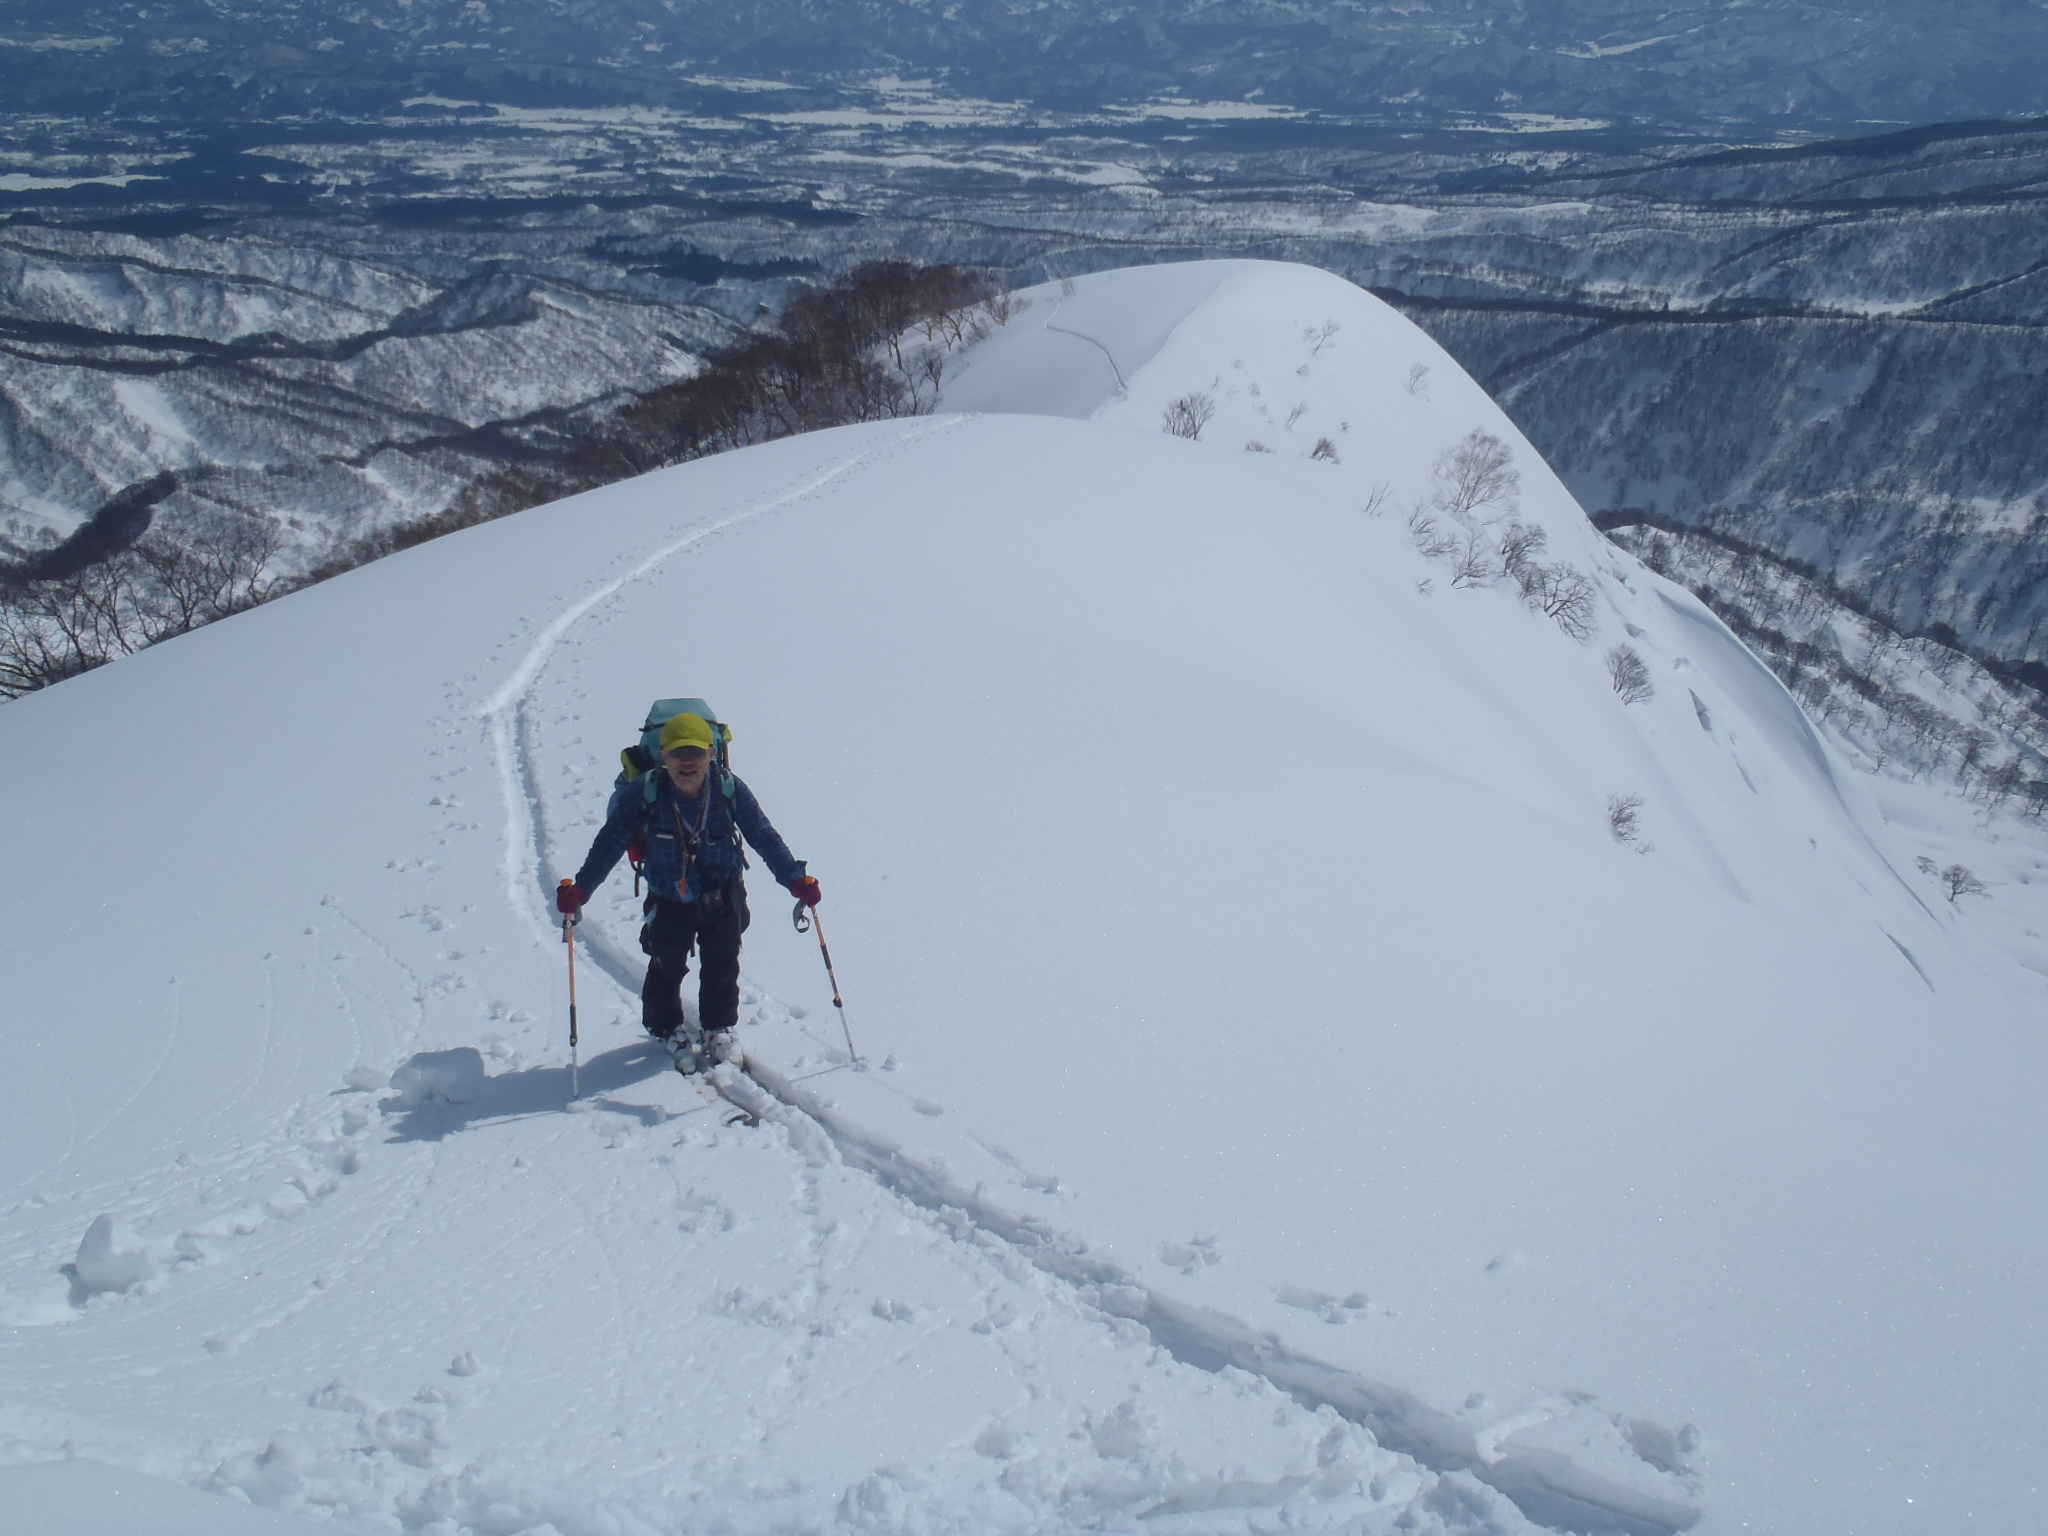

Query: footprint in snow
(1275, 1285), (1369, 1323)
(1159, 1236), (1222, 1274)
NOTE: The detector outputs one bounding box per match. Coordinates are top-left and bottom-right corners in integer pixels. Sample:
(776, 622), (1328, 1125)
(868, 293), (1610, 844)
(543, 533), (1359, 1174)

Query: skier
(554, 709), (820, 1065)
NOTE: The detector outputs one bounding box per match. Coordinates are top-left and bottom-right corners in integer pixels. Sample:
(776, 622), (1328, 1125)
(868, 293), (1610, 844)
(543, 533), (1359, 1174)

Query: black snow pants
(639, 883), (750, 1037)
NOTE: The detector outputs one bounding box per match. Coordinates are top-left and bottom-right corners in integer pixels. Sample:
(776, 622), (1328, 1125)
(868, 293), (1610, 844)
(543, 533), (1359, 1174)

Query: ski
(662, 1028), (761, 1127)
(703, 1062), (763, 1128)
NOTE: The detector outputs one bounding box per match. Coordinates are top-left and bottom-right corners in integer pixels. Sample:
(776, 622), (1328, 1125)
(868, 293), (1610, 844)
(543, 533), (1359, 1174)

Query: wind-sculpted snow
(1, 262), (2044, 1536)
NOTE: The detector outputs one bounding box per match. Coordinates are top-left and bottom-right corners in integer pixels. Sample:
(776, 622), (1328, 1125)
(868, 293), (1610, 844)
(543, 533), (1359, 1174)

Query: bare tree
(1310, 436), (1340, 463)
(0, 575), (101, 696)
(1495, 520), (1547, 579)
(1162, 392), (1217, 441)
(1361, 481), (1393, 517)
(1983, 756), (2028, 810)
(980, 291), (1026, 327)
(906, 345), (947, 412)
(1954, 726), (1996, 784)
(1404, 362), (1430, 396)
(1606, 644), (1655, 704)
(1432, 431), (1519, 521)
(1449, 529), (1494, 588)
(1518, 562), (1599, 641)
(1406, 503), (1459, 561)
(131, 507), (282, 634)
(1304, 320), (1340, 355)
(1939, 863), (1989, 903)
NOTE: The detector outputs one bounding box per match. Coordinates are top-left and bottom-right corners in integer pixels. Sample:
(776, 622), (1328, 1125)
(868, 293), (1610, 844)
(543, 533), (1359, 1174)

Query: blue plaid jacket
(574, 771), (804, 904)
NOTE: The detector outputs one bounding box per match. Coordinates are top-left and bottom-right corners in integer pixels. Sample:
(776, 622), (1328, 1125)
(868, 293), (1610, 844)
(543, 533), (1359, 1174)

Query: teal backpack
(620, 698), (738, 895)
(621, 697), (737, 804)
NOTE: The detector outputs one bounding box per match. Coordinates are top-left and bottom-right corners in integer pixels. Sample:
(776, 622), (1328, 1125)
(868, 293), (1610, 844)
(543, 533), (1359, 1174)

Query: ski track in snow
(479, 420), (1700, 1536)
(480, 417), (962, 946)
(1040, 297), (1130, 396)
(204, 1148), (442, 1359)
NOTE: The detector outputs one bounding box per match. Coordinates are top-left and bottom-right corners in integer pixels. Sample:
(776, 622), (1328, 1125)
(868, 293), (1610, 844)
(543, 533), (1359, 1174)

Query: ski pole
(560, 879), (581, 1101)
(793, 899), (859, 1066)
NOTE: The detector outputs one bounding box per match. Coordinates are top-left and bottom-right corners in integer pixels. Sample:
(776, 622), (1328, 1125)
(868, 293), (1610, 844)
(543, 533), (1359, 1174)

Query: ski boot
(650, 1029), (703, 1074)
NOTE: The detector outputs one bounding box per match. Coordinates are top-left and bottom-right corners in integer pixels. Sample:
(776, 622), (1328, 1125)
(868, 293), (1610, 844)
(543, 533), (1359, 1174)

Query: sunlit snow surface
(1, 262), (2044, 1536)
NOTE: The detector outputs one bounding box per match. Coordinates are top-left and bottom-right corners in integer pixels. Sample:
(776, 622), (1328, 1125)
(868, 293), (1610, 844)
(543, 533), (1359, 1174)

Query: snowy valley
(2, 262), (2045, 1536)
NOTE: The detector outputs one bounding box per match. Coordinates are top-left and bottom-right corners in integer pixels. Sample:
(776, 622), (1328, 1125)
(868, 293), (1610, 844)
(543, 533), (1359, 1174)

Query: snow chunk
(72, 1214), (157, 1298)
(386, 1047), (486, 1108)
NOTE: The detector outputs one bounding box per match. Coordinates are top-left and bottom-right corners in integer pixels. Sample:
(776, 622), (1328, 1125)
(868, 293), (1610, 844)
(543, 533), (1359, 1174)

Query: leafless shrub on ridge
(1607, 792), (1650, 850)
(1162, 392), (1217, 441)
(980, 290), (1026, 327)
(1406, 503), (1459, 561)
(1607, 643), (1656, 704)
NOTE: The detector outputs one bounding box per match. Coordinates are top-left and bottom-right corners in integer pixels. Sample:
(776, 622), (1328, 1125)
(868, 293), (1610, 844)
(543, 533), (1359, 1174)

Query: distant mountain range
(4, 0), (2046, 130)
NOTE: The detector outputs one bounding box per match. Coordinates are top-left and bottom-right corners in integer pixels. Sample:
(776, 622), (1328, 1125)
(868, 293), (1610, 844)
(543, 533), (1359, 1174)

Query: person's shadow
(381, 1039), (677, 1141)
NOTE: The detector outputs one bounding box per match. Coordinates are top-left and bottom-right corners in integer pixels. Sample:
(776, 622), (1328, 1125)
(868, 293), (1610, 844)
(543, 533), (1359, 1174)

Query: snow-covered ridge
(2, 261), (2043, 1536)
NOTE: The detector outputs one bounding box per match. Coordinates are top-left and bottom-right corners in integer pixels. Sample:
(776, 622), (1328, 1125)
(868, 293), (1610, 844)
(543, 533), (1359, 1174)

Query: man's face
(663, 745), (710, 795)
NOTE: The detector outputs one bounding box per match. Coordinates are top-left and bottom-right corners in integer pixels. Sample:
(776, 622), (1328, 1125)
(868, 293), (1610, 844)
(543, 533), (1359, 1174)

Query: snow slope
(2, 261), (2044, 1536)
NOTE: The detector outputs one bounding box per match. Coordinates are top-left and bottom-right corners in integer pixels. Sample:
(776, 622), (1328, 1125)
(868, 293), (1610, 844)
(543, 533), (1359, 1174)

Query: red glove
(556, 881), (590, 915)
(626, 836), (647, 867)
(789, 875), (821, 907)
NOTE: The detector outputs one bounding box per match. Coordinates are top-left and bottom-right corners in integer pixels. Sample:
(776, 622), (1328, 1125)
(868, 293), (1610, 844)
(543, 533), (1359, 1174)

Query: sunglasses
(664, 747), (710, 762)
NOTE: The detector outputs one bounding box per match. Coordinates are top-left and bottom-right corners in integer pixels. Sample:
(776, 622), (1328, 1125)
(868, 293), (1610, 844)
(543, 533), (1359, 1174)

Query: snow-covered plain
(2, 261), (2043, 1536)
